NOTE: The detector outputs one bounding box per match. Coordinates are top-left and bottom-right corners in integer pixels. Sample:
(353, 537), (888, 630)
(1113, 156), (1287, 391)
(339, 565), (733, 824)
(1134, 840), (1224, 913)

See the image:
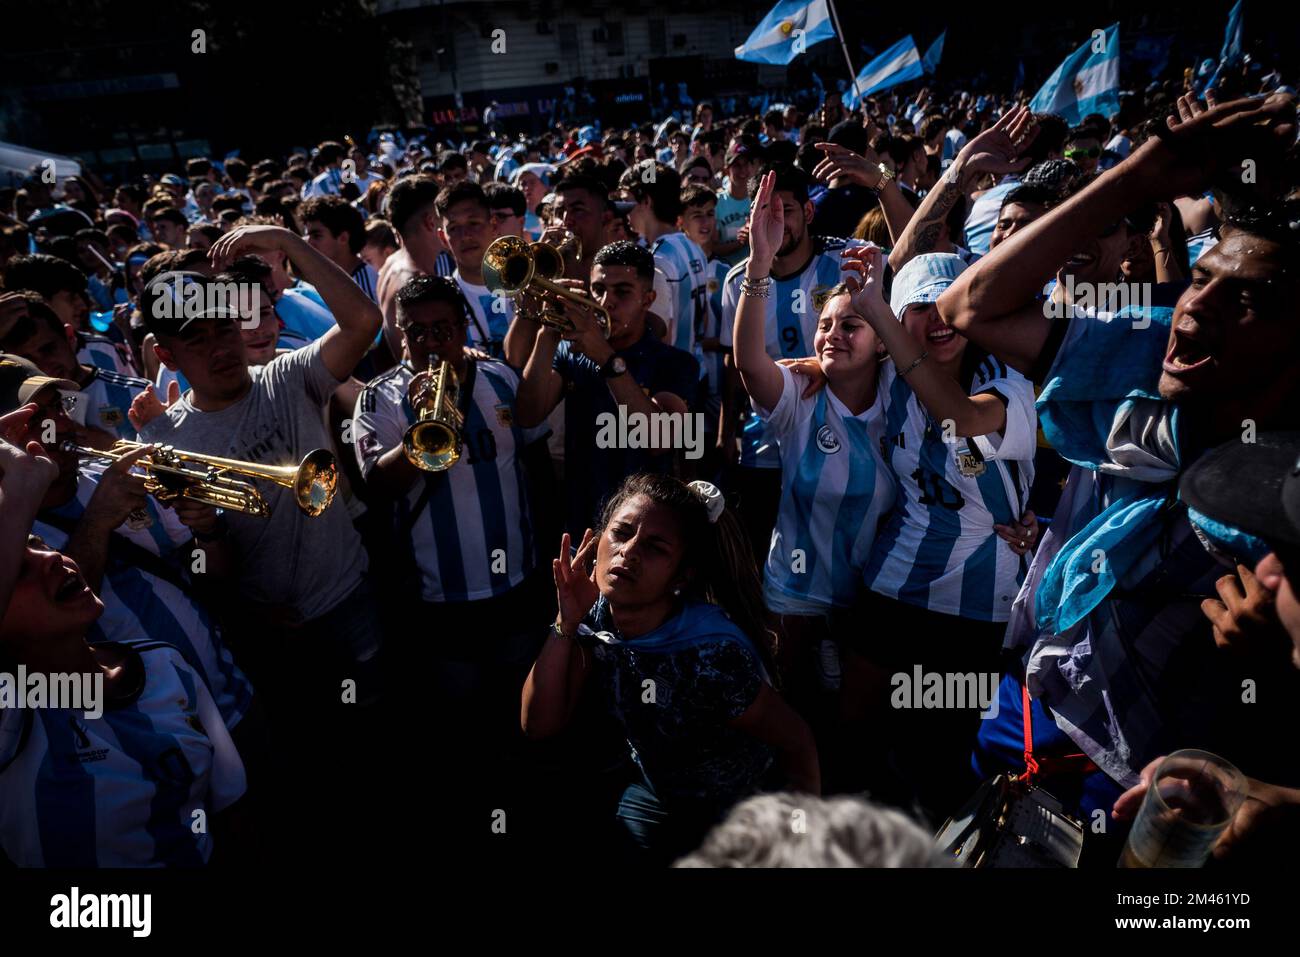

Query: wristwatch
(600, 355), (627, 379)
(872, 163), (895, 194)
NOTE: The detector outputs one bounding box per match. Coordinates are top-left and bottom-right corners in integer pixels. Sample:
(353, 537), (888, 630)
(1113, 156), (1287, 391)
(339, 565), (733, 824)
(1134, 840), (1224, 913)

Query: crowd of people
(1, 58), (1299, 869)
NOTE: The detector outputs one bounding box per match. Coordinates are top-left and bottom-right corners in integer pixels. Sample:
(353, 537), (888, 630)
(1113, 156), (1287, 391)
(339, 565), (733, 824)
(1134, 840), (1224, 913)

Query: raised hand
(958, 104), (1039, 179)
(208, 224), (297, 269)
(838, 243), (890, 321)
(1152, 91), (1297, 199)
(84, 443), (153, 529)
(746, 169), (786, 271)
(554, 528), (599, 633)
(811, 142), (882, 190)
(0, 404), (58, 497)
(128, 380), (180, 432)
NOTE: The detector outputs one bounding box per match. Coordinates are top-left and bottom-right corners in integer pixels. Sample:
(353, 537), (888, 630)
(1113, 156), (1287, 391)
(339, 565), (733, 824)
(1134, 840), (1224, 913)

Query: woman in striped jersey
(0, 537), (247, 866)
(834, 248), (1038, 818)
(522, 473), (819, 865)
(732, 169), (896, 722)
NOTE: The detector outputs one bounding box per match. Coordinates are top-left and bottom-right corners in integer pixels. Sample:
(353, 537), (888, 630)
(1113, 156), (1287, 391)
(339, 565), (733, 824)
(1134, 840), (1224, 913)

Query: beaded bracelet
(740, 275), (772, 298)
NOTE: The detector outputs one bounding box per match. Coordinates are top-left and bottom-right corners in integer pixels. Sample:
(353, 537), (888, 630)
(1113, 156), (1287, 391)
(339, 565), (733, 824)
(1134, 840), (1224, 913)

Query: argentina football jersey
(352, 359), (547, 602)
(720, 237), (856, 469)
(650, 231), (709, 356)
(863, 356), (1037, 622)
(757, 366), (895, 612)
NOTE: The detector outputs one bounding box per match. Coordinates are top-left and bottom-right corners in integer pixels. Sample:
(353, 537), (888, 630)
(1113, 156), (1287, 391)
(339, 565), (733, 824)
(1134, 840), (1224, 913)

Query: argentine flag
(1029, 23), (1121, 125)
(735, 0), (836, 65)
(922, 30), (945, 75)
(1205, 0), (1245, 95)
(842, 35), (925, 108)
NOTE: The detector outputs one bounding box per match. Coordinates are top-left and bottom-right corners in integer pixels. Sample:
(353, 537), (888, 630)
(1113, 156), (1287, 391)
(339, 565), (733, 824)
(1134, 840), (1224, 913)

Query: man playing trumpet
(351, 275), (554, 781)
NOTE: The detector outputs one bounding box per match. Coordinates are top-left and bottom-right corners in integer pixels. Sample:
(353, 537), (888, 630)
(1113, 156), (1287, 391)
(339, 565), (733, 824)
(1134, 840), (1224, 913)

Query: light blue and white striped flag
(922, 30), (946, 76)
(1029, 23), (1121, 125)
(734, 0), (836, 65)
(842, 35), (925, 108)
(1205, 0), (1245, 95)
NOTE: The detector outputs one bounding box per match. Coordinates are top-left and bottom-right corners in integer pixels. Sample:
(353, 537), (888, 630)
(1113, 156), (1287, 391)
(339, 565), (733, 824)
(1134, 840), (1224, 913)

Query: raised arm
(209, 225), (382, 381)
(730, 170), (787, 413)
(845, 245), (1007, 438)
(889, 105), (1037, 271)
(514, 326), (566, 429)
(940, 93), (1297, 376)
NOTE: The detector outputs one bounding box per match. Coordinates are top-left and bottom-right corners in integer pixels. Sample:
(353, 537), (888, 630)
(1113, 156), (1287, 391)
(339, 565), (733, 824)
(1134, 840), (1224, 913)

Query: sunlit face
(155, 318), (251, 402)
(240, 294), (280, 366)
(488, 207), (526, 240)
(590, 262), (653, 346)
(556, 187), (609, 254)
(1159, 230), (1300, 403)
(17, 385), (80, 502)
(595, 495), (688, 606)
(1058, 219), (1140, 291)
(0, 537), (102, 645)
(726, 157), (754, 195)
(901, 300), (965, 365)
(770, 189), (812, 257)
(517, 172), (546, 210)
(814, 294), (880, 378)
(361, 242), (393, 273)
(304, 220), (352, 265)
(399, 299), (466, 369)
(990, 201), (1045, 250)
(437, 199), (492, 277)
(679, 202), (715, 248)
(48, 290), (89, 330)
(6, 318), (80, 382)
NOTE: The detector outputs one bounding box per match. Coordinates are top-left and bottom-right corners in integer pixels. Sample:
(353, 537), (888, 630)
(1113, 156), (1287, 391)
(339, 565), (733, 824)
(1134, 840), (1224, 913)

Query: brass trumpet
(62, 440), (338, 518)
(404, 357), (462, 471)
(482, 235), (610, 338)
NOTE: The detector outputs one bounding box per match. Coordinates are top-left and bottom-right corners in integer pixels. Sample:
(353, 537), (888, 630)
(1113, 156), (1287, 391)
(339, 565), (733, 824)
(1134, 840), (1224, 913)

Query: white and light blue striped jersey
(77, 331), (137, 377)
(650, 231), (709, 357)
(700, 257), (732, 416)
(720, 237), (856, 468)
(863, 355), (1037, 622)
(758, 366), (895, 611)
(302, 167), (345, 199)
(352, 359), (547, 603)
(435, 250), (456, 278)
(454, 271), (513, 360)
(0, 642), (246, 867)
(351, 260), (380, 303)
(1186, 226), (1219, 266)
(77, 366), (150, 441)
(33, 471), (253, 731)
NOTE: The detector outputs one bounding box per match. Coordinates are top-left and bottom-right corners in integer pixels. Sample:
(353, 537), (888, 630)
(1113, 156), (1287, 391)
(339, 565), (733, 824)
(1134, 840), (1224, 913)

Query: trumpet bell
(482, 235), (533, 294)
(295, 449), (339, 517)
(404, 420), (461, 471)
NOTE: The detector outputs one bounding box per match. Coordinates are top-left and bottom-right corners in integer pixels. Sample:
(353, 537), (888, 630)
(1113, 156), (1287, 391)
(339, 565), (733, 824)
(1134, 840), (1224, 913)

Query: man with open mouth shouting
(938, 91), (1300, 863)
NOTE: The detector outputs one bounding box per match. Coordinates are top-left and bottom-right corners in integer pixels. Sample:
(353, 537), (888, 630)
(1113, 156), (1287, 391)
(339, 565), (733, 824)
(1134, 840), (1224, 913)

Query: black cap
(1180, 432), (1300, 549)
(139, 270), (248, 338)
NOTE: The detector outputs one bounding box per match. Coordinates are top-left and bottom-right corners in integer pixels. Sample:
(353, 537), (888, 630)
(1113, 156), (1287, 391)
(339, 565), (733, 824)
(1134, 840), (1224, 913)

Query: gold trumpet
(482, 235), (610, 338)
(62, 440), (339, 518)
(404, 356), (462, 471)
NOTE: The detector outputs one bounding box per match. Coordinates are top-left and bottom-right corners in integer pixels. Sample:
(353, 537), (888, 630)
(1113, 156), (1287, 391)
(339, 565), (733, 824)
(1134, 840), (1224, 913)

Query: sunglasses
(1066, 146), (1101, 160)
(400, 322), (457, 344)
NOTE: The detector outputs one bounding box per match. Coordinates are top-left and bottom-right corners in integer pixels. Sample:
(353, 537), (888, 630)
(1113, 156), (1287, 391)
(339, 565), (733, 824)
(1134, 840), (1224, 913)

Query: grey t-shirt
(140, 342), (366, 622)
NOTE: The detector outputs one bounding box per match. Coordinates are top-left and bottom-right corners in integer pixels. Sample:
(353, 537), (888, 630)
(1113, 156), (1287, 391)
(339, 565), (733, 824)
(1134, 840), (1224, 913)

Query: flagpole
(824, 0), (862, 105)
